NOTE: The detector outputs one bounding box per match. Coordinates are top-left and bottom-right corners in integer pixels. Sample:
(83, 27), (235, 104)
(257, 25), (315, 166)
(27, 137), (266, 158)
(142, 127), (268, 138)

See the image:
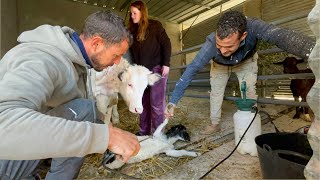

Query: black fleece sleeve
(248, 18), (315, 59)
(157, 22), (172, 67)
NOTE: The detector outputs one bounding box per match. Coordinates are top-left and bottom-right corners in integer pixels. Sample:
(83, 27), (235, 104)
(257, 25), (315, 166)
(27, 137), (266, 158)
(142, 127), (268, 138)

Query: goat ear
(148, 73), (162, 86)
(273, 61), (284, 65)
(297, 59), (304, 64)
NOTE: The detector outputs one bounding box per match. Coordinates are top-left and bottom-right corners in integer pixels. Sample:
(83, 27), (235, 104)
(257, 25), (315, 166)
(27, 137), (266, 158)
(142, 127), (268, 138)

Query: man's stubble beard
(90, 54), (108, 72)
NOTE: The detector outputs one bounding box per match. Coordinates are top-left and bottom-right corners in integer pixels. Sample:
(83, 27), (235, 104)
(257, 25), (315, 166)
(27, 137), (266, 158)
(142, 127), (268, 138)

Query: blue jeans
(0, 99), (100, 180)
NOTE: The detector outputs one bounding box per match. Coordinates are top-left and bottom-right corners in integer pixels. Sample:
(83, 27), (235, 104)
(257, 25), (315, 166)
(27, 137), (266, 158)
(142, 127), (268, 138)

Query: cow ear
(148, 73), (162, 86)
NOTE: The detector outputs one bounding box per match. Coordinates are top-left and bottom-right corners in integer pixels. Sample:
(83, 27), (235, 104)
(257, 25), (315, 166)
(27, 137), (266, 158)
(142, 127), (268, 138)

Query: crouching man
(0, 10), (139, 179)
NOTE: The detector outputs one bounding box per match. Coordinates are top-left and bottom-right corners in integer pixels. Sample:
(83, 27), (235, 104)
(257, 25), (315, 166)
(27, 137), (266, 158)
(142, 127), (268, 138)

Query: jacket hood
(17, 24), (87, 67)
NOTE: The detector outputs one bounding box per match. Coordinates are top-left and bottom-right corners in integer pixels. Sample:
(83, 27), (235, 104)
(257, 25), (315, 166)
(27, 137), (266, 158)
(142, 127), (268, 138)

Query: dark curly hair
(216, 11), (247, 40)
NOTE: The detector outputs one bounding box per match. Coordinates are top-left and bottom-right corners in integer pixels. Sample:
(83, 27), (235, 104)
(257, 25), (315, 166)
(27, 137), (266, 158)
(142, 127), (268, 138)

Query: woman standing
(128, 1), (172, 135)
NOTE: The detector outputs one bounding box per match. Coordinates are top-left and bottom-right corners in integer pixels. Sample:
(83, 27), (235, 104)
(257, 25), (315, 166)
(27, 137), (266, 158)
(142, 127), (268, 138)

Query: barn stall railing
(167, 46), (315, 107)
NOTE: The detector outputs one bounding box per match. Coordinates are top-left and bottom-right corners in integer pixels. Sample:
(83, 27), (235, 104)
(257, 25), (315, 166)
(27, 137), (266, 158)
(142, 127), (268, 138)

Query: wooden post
(305, 1), (320, 179)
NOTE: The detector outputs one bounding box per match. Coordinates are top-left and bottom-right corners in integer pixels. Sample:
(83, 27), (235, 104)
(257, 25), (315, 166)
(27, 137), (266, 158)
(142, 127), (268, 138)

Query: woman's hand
(161, 66), (170, 76)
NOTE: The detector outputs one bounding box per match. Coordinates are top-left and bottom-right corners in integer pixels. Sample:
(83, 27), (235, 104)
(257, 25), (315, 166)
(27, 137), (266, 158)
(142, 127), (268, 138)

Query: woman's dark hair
(128, 1), (149, 42)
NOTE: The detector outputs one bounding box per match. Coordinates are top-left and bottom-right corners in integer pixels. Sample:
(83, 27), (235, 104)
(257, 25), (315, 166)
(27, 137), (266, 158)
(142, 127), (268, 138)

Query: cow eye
(128, 84), (132, 87)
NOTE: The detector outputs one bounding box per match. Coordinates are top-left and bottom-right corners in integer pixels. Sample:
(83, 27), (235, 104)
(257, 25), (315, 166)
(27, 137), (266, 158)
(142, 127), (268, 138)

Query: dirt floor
(77, 90), (313, 179)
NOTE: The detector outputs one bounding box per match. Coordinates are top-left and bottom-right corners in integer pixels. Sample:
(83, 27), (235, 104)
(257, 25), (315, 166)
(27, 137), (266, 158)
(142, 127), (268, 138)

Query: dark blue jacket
(169, 17), (315, 105)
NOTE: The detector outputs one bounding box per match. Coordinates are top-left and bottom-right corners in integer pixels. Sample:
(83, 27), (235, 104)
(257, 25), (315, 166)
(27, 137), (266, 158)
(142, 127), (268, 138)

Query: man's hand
(164, 102), (176, 118)
(107, 124), (140, 162)
(162, 66), (170, 76)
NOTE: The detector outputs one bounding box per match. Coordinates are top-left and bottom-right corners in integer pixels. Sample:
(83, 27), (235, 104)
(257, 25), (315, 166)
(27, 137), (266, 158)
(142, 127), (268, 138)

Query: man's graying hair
(82, 10), (132, 47)
(216, 11), (247, 39)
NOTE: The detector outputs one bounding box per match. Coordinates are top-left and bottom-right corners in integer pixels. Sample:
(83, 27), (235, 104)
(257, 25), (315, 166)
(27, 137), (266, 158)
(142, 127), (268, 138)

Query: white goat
(92, 58), (161, 124)
(103, 119), (200, 169)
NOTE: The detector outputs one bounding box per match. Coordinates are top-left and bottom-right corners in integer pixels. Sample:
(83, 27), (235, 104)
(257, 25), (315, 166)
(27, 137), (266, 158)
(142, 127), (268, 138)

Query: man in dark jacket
(165, 11), (315, 135)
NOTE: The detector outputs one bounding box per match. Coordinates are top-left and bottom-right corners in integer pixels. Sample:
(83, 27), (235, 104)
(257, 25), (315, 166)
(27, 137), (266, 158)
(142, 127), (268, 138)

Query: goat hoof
(303, 114), (312, 122)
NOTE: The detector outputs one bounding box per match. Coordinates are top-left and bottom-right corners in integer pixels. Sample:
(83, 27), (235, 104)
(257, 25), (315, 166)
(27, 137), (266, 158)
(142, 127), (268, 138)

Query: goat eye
(128, 84), (132, 87)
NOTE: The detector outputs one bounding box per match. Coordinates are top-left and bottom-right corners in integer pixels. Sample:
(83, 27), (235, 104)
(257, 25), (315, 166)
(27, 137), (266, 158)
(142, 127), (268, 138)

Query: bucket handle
(262, 144), (310, 160)
(273, 149), (311, 160)
(262, 144), (273, 152)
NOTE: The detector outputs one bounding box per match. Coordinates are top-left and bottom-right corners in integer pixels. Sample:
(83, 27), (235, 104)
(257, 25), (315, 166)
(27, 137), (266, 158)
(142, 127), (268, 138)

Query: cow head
(118, 65), (161, 114)
(273, 57), (304, 74)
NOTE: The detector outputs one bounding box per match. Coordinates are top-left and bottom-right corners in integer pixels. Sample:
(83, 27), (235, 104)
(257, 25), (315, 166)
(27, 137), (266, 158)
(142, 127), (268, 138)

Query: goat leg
(293, 96), (301, 119)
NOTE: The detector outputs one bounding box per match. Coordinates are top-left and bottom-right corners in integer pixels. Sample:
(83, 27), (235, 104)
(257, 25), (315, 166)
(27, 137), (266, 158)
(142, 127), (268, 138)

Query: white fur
(105, 119), (201, 169)
(91, 58), (161, 124)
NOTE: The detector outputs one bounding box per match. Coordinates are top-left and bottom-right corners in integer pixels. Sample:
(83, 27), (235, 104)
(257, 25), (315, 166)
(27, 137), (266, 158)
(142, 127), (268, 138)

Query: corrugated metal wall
(182, 0), (315, 50)
(261, 0), (314, 22)
(181, 5), (243, 49)
(261, 0), (315, 36)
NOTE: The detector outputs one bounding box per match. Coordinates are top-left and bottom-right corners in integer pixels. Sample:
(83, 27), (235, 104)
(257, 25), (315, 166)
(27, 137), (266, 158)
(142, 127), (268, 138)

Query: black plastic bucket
(255, 133), (313, 179)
